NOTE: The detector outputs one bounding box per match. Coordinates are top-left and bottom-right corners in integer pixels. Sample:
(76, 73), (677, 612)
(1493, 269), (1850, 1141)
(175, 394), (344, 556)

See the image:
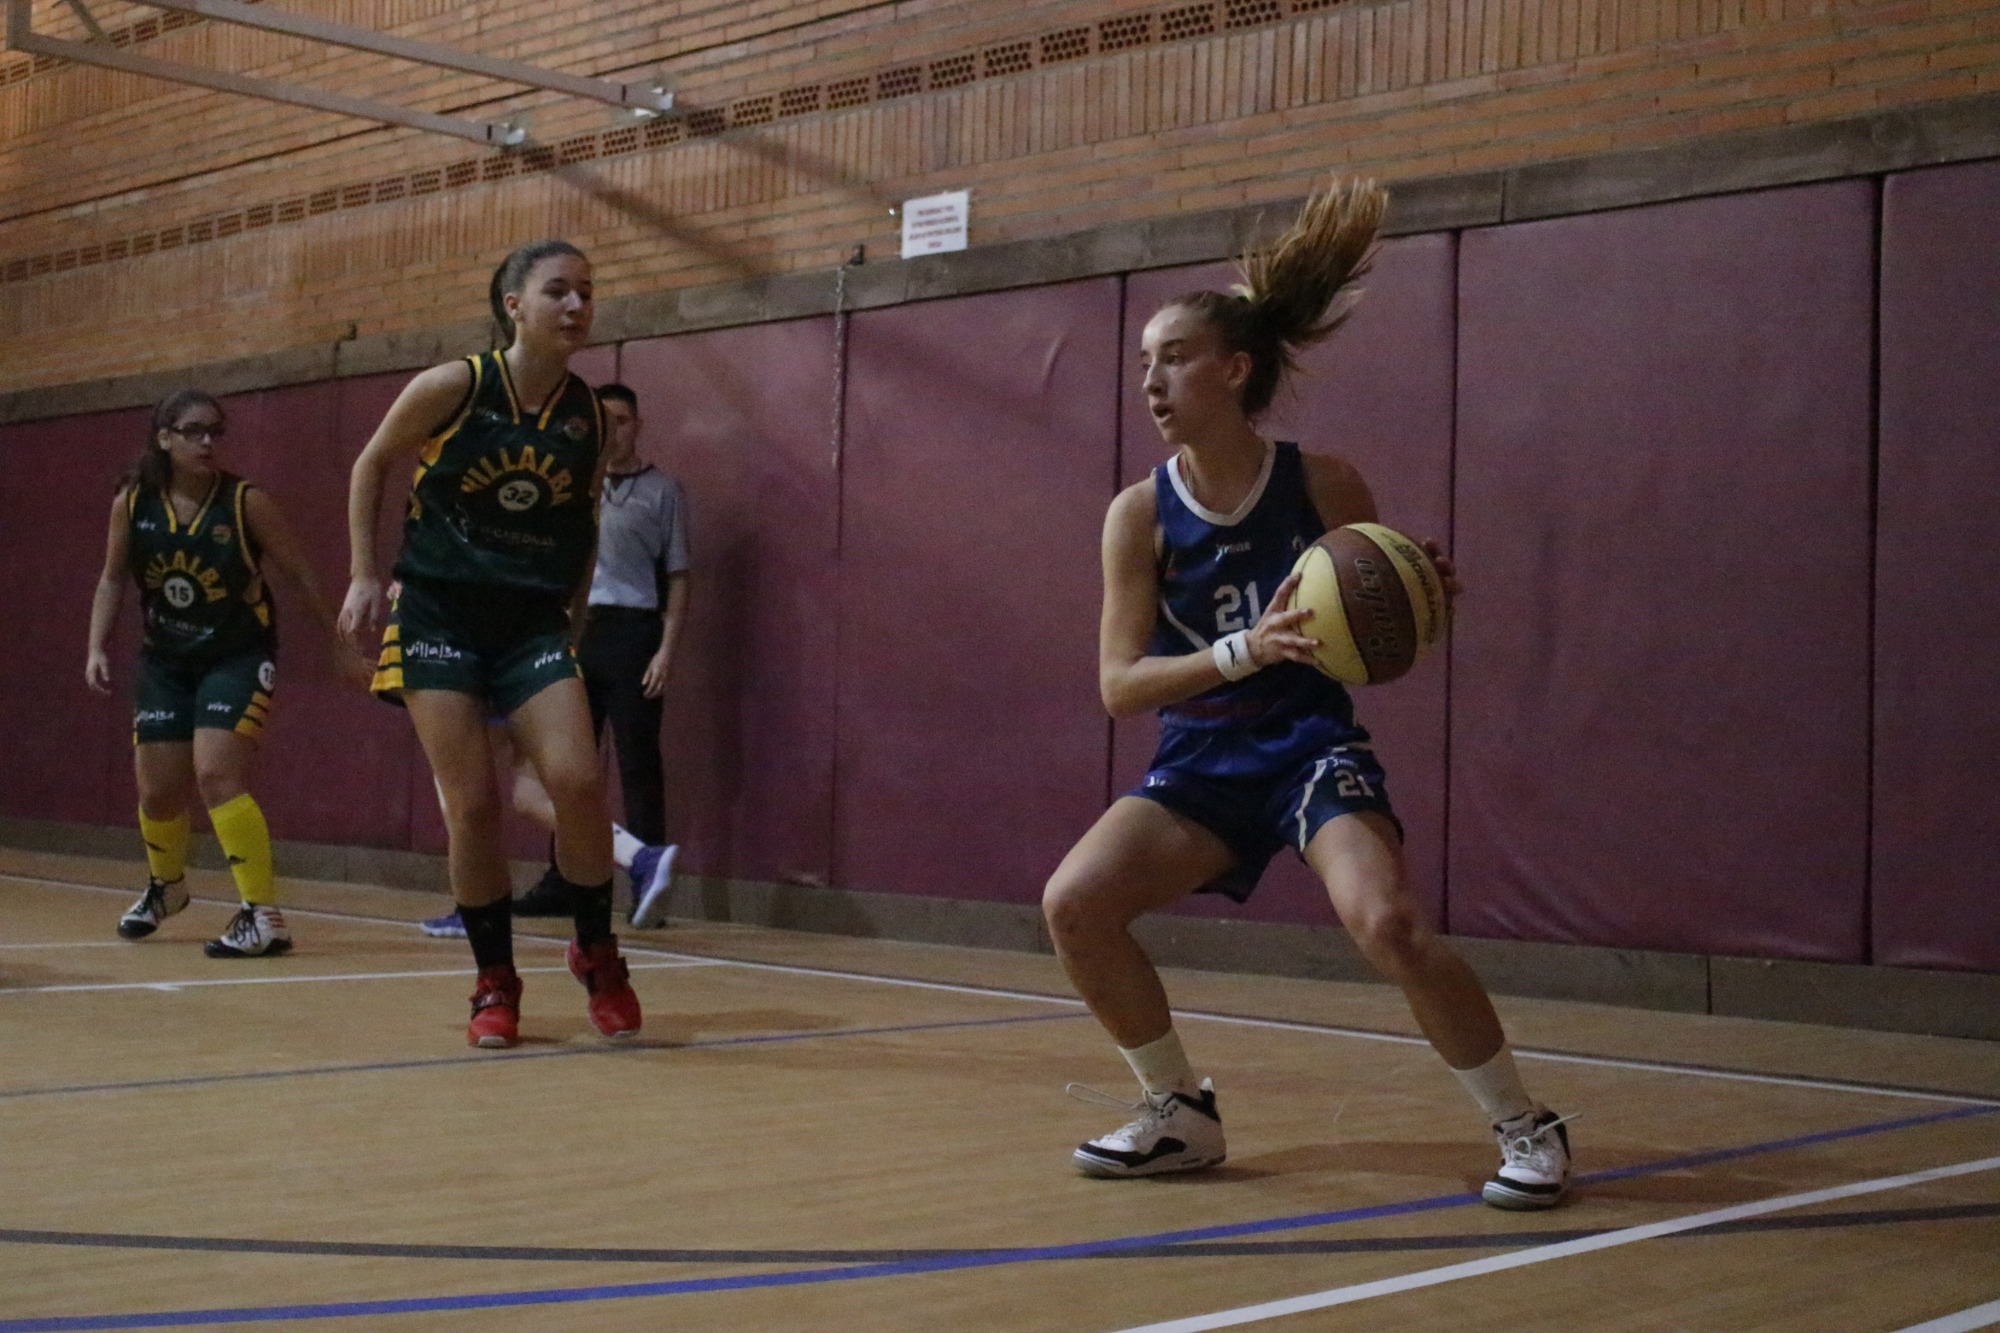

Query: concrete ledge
(2, 816), (495, 895)
(6, 816), (1993, 1041)
(5, 93), (1995, 425)
(1711, 955), (2000, 1043)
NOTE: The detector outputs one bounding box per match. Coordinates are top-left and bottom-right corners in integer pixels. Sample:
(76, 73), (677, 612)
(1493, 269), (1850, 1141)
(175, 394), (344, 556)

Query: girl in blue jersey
(337, 240), (641, 1049)
(1044, 180), (1572, 1209)
(86, 389), (358, 957)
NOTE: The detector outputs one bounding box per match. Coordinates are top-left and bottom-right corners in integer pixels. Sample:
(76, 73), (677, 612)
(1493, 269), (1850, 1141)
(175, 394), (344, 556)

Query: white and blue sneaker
(419, 908), (467, 939)
(1482, 1108), (1574, 1210)
(628, 843), (678, 930)
(1070, 1078), (1226, 1178)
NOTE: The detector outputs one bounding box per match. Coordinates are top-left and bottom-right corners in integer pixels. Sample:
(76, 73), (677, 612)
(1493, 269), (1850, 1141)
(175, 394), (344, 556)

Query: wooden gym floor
(2, 846), (1997, 1332)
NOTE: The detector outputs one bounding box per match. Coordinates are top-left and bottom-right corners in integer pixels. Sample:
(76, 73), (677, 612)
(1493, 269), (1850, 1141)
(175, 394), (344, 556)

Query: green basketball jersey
(392, 352), (604, 597)
(127, 472), (275, 662)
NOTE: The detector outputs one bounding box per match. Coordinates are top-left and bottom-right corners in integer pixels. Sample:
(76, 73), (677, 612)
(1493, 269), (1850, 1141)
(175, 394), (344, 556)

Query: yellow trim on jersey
(420, 356), (484, 467)
(233, 480), (262, 579)
(493, 349), (525, 422)
(536, 372), (575, 432)
(409, 356), (484, 520)
(165, 474), (221, 537)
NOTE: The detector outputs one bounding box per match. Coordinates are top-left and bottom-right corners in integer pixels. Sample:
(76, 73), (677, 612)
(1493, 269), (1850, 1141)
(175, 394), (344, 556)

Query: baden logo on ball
(1288, 522), (1448, 685)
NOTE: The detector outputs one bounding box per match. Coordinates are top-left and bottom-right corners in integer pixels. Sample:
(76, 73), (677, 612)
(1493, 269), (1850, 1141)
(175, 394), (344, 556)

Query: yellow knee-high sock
(208, 793), (276, 906)
(137, 808), (189, 884)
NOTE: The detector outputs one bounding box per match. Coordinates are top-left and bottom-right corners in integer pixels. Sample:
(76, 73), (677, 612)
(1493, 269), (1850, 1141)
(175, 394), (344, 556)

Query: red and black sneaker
(567, 937), (641, 1038)
(467, 964), (522, 1049)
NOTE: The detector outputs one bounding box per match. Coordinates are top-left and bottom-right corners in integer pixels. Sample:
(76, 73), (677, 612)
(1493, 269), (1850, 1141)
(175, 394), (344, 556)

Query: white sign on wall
(900, 190), (970, 259)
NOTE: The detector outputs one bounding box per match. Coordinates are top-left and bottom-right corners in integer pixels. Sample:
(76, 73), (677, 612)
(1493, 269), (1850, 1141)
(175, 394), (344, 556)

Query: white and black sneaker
(117, 878), (189, 940)
(1071, 1078), (1227, 1178)
(203, 905), (293, 959)
(1483, 1108), (1575, 1210)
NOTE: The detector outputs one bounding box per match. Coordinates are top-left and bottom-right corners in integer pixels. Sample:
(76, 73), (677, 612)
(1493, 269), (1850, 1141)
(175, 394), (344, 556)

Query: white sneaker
(117, 878), (189, 940)
(628, 843), (678, 929)
(1483, 1108), (1575, 1210)
(204, 904), (293, 959)
(1071, 1078), (1227, 1178)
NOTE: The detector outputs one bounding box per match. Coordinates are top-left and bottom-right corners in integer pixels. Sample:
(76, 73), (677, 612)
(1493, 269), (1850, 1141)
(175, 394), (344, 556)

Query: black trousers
(577, 606), (667, 846)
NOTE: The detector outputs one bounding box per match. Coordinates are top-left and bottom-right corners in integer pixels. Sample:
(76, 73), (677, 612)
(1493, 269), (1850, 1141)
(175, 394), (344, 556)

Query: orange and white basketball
(1288, 522), (1448, 685)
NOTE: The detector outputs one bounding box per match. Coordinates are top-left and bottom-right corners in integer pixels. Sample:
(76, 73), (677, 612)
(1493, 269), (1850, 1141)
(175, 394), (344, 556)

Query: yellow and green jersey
(127, 473), (275, 664)
(392, 351), (604, 597)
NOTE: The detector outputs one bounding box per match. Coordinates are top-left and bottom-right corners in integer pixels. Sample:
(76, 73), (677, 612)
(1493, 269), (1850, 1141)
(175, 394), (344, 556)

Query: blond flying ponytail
(1166, 177), (1386, 415)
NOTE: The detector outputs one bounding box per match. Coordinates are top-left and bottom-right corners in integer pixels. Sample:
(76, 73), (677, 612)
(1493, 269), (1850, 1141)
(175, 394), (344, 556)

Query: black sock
(571, 879), (614, 947)
(460, 898), (514, 969)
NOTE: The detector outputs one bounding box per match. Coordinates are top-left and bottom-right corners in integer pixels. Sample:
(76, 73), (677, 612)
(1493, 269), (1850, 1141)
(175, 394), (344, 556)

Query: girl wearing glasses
(86, 389), (358, 957)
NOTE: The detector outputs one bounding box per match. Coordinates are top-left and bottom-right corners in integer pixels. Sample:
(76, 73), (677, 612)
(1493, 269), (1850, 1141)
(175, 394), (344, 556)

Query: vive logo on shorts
(206, 701), (234, 714)
(532, 650), (565, 669)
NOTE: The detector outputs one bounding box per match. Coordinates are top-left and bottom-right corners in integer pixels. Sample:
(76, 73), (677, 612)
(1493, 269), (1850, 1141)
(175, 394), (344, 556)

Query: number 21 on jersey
(1214, 582), (1264, 634)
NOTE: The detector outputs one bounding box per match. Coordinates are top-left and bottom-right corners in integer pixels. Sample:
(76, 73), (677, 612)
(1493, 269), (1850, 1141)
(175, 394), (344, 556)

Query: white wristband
(1212, 630), (1260, 681)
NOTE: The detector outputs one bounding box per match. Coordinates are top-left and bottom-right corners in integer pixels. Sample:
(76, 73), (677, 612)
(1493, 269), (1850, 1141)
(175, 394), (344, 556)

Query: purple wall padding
(0, 409), (148, 829)
(618, 320), (840, 887)
(212, 380), (415, 852)
(835, 280), (1120, 902)
(1873, 161), (2000, 971)
(1115, 234), (1459, 927)
(1452, 181), (1876, 960)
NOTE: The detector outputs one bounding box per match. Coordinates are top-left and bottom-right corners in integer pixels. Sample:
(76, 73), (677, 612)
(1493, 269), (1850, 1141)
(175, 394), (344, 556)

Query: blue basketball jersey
(1149, 441), (1360, 739)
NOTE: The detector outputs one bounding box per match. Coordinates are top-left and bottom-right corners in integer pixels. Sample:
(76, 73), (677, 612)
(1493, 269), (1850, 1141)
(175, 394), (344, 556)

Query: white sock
(1119, 1029), (1197, 1098)
(611, 824), (642, 870)
(1451, 1044), (1537, 1126)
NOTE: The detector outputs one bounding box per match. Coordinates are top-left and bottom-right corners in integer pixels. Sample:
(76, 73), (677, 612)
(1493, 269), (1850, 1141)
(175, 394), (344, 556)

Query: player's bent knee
(193, 769), (247, 810)
(1043, 871), (1142, 945)
(539, 761), (606, 815)
(1348, 905), (1429, 977)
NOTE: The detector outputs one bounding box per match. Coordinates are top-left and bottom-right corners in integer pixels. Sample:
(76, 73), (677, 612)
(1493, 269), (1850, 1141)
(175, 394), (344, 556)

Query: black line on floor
(1, 1203), (1992, 1266)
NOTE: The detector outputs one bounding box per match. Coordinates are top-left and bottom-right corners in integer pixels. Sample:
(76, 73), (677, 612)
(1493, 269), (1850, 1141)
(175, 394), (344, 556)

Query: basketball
(1287, 523), (1448, 685)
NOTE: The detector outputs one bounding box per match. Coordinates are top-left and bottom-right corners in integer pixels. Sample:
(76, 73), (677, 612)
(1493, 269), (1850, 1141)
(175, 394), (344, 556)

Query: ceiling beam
(7, 0), (522, 146)
(138, 0), (672, 113)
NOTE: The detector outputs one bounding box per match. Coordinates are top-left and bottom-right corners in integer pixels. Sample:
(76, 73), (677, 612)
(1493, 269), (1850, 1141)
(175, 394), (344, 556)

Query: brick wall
(3, 0), (1996, 390)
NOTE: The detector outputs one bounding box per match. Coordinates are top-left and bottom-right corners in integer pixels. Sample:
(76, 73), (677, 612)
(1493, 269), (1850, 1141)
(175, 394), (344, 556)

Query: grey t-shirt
(588, 466), (689, 609)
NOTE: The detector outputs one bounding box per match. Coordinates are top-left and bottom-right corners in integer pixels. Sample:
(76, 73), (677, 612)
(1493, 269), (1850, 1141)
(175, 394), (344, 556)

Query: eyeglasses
(170, 423), (226, 442)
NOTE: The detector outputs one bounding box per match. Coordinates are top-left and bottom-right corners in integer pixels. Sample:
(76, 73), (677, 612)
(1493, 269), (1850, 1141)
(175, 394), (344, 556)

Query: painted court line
(0, 1011), (1089, 1101)
(12, 869), (2000, 1110)
(0, 959), (718, 997)
(0, 1107), (1992, 1331)
(1894, 1299), (2000, 1333)
(7, 1200), (1998, 1268)
(1106, 1152), (2000, 1333)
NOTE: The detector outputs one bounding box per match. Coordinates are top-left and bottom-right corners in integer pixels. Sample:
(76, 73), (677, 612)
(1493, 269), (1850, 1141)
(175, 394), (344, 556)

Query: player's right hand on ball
(1247, 570), (1320, 666)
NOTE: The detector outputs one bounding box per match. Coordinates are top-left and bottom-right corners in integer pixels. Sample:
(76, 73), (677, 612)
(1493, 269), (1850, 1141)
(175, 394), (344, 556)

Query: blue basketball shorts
(1131, 720), (1400, 902)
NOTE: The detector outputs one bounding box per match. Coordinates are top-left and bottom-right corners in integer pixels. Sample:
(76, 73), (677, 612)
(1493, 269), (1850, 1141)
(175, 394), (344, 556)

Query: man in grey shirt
(514, 381), (689, 928)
